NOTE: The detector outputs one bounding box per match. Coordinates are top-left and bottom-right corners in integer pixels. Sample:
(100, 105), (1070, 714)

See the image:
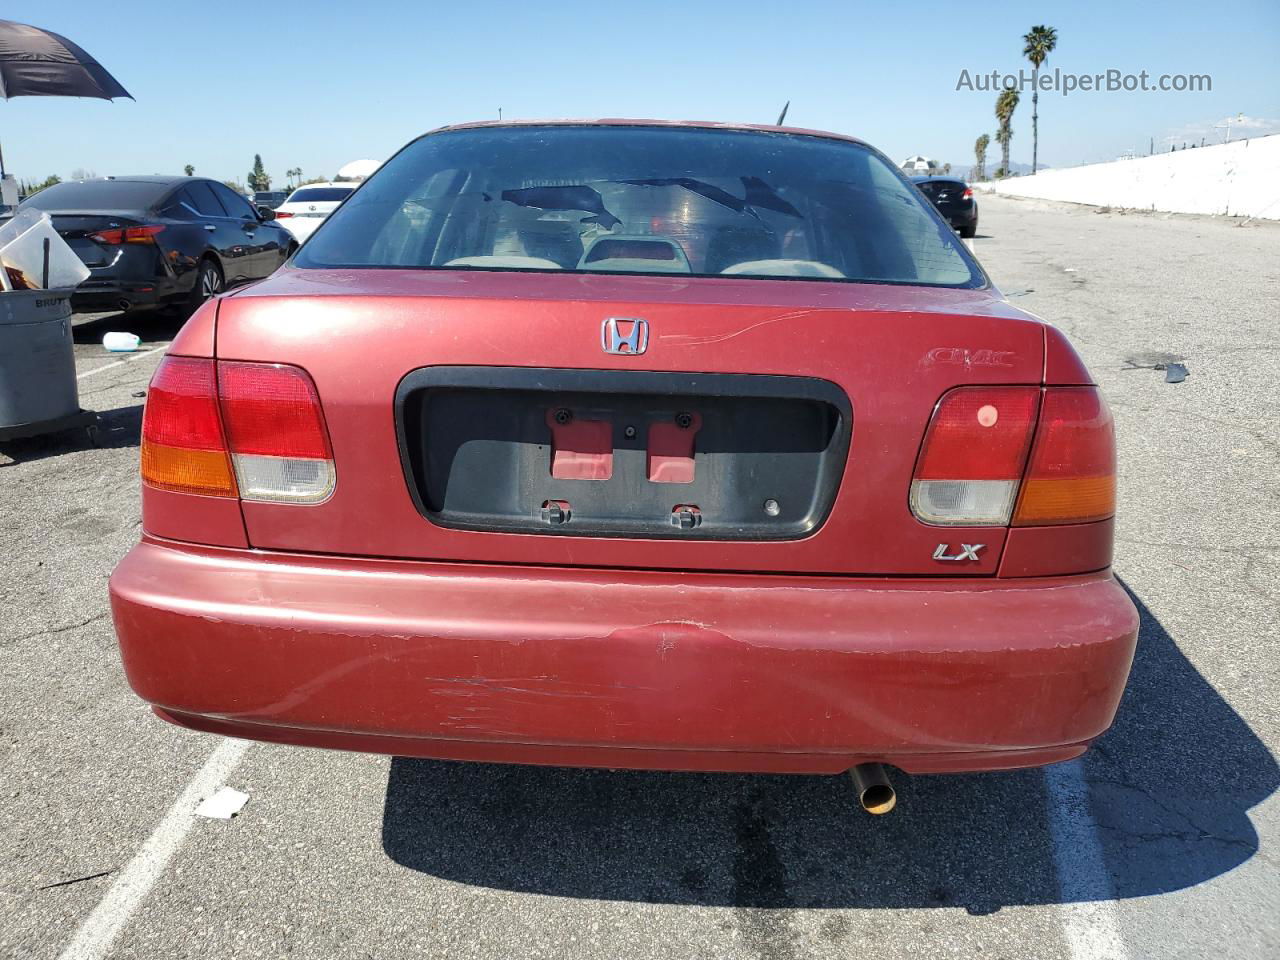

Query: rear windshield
(296, 126), (984, 287)
(288, 187), (353, 203)
(22, 180), (171, 212)
(914, 180), (967, 197)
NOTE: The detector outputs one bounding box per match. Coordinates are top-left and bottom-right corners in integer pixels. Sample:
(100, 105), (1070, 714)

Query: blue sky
(3, 0), (1277, 185)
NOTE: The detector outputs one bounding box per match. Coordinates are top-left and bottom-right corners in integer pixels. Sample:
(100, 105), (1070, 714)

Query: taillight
(90, 224), (166, 245)
(910, 387), (1040, 525)
(141, 357), (334, 504)
(962, 188), (974, 199)
(1013, 388), (1115, 525)
(273, 211), (293, 218)
(911, 385), (1116, 528)
(141, 357), (237, 497)
(219, 362), (335, 503)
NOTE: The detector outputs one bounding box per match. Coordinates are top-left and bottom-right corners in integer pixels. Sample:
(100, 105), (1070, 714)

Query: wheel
(959, 222), (977, 239)
(188, 259), (224, 311)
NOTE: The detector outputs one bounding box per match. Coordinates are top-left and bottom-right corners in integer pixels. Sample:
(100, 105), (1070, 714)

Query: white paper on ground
(194, 786), (249, 820)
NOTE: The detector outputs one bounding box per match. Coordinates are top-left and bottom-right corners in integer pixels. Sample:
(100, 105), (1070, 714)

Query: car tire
(188, 259), (224, 311)
(960, 223), (977, 239)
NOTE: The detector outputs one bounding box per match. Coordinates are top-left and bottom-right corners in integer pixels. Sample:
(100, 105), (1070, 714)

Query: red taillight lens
(91, 224), (165, 245)
(273, 211), (293, 218)
(218, 362), (335, 502)
(911, 387), (1039, 525)
(125, 225), (165, 243)
(915, 387), (1040, 480)
(141, 357), (237, 497)
(140, 358), (334, 503)
(910, 384), (1116, 528)
(962, 188), (974, 199)
(1013, 387), (1116, 525)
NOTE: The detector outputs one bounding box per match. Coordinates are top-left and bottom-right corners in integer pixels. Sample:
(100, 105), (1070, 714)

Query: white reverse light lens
(232, 454), (335, 503)
(909, 479), (1018, 526)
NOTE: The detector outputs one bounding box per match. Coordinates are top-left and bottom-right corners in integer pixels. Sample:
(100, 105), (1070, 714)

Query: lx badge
(933, 543), (984, 562)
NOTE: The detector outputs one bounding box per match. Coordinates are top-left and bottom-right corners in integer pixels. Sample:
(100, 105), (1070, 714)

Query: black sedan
(18, 176), (296, 314)
(911, 176), (978, 238)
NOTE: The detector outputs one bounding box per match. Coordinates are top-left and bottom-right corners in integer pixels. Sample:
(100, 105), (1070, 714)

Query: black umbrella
(0, 18), (132, 177)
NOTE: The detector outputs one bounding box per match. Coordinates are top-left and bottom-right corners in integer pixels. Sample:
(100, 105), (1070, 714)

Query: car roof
(911, 175), (966, 183)
(288, 182), (351, 190)
(70, 175), (199, 185)
(427, 118), (872, 148)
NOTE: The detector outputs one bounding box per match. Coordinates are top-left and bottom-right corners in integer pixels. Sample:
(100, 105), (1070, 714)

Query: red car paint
(109, 121), (1137, 775)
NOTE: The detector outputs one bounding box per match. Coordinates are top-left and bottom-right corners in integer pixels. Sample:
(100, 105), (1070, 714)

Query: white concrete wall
(977, 134), (1280, 220)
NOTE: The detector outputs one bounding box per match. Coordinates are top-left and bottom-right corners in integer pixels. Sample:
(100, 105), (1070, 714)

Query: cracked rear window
(295, 125), (983, 288)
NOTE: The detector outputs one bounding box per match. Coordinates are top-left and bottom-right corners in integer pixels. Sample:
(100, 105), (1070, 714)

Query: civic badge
(601, 317), (648, 355)
(933, 543), (984, 561)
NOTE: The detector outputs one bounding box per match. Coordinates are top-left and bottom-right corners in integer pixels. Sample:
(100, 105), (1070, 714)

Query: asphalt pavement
(1, 195), (1277, 959)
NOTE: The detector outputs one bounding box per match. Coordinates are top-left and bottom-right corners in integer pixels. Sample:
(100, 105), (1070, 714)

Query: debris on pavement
(195, 787), (249, 820)
(1121, 352), (1190, 382)
(102, 332), (141, 353)
(36, 870), (114, 891)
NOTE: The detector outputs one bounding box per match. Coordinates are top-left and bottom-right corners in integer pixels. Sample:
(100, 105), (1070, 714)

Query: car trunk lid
(49, 213), (145, 267)
(214, 268), (1044, 576)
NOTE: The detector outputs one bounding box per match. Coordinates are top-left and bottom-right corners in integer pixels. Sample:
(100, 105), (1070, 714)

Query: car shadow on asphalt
(0, 402), (142, 466)
(381, 582), (1275, 912)
(72, 309), (188, 347)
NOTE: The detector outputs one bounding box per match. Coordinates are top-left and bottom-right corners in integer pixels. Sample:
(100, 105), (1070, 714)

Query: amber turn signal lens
(1013, 475), (1115, 526)
(140, 357), (238, 498)
(1012, 387), (1116, 526)
(140, 441), (237, 497)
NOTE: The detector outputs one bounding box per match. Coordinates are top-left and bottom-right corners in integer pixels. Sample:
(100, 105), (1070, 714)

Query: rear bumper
(71, 279), (176, 313)
(277, 217), (322, 243)
(109, 538), (1138, 774)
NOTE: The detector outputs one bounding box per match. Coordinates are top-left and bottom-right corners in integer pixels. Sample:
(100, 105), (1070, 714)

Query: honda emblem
(601, 317), (648, 355)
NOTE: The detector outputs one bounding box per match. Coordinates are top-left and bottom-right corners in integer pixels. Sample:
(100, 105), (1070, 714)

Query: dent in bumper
(109, 539), (1139, 773)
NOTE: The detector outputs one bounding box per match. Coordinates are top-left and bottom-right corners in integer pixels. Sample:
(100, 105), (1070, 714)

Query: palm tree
(1023, 25), (1058, 174)
(994, 88), (1020, 177)
(973, 134), (990, 181)
(183, 164), (194, 176)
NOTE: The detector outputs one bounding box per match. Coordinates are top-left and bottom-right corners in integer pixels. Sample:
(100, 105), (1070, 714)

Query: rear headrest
(703, 225), (780, 274)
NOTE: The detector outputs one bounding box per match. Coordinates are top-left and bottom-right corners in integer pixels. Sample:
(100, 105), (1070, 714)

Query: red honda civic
(109, 120), (1138, 812)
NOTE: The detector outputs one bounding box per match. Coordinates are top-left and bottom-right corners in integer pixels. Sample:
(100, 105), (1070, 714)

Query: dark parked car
(18, 176), (296, 314)
(252, 190), (289, 210)
(911, 175), (978, 237)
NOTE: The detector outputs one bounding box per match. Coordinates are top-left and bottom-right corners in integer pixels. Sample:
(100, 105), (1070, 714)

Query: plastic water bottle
(103, 332), (141, 352)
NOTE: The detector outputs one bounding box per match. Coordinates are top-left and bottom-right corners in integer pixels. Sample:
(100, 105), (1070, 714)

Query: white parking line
(57, 739), (251, 960)
(1044, 760), (1129, 960)
(75, 345), (167, 381)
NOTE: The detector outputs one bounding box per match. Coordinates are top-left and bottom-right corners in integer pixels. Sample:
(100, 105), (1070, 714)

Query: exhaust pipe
(118, 298), (131, 312)
(850, 763), (896, 815)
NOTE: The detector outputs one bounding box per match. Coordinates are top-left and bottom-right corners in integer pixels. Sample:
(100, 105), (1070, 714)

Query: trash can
(0, 289), (95, 441)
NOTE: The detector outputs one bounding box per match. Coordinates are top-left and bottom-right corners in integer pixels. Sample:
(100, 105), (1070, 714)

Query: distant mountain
(946, 160), (1048, 181)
